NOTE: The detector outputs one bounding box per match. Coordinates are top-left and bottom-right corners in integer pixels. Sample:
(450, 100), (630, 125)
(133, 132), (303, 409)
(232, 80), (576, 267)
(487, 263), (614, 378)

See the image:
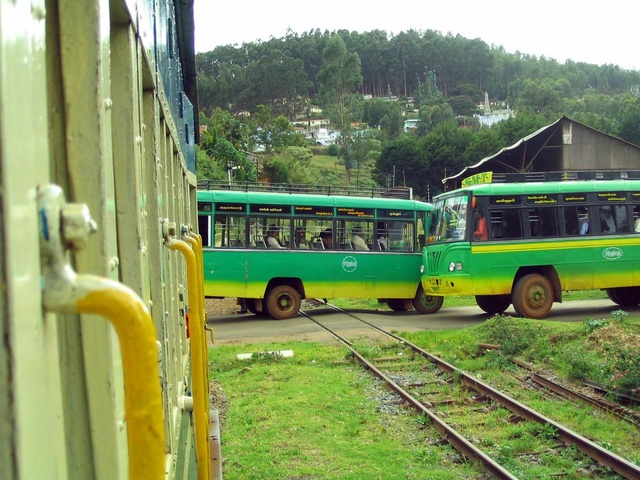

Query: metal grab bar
(38, 185), (164, 480)
(165, 234), (211, 480)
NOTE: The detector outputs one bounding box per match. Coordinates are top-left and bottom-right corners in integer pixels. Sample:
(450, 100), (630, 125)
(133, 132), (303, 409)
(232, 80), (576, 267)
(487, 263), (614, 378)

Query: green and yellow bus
(420, 171), (640, 319)
(197, 186), (436, 319)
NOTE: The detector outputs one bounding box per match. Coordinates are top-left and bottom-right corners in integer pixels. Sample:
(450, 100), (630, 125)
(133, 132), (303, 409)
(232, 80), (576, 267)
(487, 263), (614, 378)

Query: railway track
(301, 301), (640, 479)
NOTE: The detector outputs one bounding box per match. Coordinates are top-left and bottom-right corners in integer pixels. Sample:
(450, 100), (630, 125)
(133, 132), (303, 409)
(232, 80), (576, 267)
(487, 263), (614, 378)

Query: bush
(611, 346), (640, 395)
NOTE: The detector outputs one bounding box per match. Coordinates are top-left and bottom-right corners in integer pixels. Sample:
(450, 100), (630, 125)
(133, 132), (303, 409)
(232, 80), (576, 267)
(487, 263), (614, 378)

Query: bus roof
(436, 178), (640, 198)
(197, 189), (432, 211)
(198, 180), (413, 199)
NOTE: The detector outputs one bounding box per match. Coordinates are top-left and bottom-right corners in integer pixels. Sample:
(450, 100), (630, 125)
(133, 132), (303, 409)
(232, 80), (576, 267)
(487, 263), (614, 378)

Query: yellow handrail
(76, 279), (165, 479)
(38, 185), (165, 480)
(165, 238), (211, 480)
(183, 232), (210, 387)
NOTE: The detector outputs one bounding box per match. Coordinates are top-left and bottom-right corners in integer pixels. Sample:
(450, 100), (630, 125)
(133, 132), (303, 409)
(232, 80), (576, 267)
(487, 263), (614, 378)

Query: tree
(447, 95), (480, 116)
(416, 103), (455, 136)
(318, 35), (363, 184)
(617, 97), (640, 145)
(373, 136), (425, 194)
(418, 120), (473, 197)
(464, 127), (505, 164)
(350, 132), (381, 187)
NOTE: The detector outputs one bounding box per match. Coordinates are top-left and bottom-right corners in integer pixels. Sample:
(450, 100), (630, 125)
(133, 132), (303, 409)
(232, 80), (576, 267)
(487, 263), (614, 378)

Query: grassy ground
(210, 298), (640, 479)
(330, 289), (608, 311)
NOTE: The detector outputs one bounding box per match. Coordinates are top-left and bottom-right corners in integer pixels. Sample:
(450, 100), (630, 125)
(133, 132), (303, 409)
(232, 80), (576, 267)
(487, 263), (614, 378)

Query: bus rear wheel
(387, 299), (411, 311)
(512, 274), (553, 319)
(412, 284), (444, 314)
(246, 298), (266, 315)
(265, 285), (301, 320)
(475, 295), (511, 315)
(606, 287), (640, 307)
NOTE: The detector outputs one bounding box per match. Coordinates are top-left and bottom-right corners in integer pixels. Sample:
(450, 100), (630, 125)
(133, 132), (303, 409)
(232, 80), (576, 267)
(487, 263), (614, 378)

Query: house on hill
(443, 116), (640, 190)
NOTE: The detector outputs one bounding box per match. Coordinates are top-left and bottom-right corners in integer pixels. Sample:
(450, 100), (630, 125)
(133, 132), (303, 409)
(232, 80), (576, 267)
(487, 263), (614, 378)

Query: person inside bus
(600, 206), (616, 233)
(351, 226), (369, 250)
(579, 207), (590, 235)
(634, 206), (640, 233)
(319, 228), (333, 249)
(266, 225), (287, 249)
(376, 223), (388, 251)
(473, 209), (488, 241)
(294, 227), (309, 249)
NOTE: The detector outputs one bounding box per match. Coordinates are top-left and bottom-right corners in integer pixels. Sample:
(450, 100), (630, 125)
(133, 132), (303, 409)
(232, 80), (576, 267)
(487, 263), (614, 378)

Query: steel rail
(513, 358), (640, 427)
(319, 303), (640, 479)
(299, 311), (518, 479)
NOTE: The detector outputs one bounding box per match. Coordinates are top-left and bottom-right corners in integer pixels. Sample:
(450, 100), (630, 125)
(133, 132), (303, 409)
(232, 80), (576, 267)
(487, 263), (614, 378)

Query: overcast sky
(194, 0), (639, 71)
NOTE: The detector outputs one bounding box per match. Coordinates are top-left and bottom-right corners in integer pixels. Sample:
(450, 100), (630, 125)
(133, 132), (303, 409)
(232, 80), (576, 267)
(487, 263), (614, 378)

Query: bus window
(293, 221), (310, 249)
(599, 206), (617, 234)
(563, 206), (587, 236)
(388, 221), (415, 251)
(214, 215), (246, 247)
(490, 209), (522, 239)
(261, 218), (290, 248)
(634, 206), (640, 233)
(614, 205), (629, 232)
(429, 195), (468, 242)
(375, 222), (388, 251)
(529, 208), (559, 237)
(343, 221), (373, 251)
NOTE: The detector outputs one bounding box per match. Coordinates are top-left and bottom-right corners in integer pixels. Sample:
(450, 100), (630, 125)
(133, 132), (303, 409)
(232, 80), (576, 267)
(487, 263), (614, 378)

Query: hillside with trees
(195, 29), (640, 199)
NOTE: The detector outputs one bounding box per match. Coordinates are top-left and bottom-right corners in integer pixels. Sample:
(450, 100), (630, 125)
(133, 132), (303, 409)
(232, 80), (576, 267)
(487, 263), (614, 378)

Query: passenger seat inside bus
(311, 238), (324, 249)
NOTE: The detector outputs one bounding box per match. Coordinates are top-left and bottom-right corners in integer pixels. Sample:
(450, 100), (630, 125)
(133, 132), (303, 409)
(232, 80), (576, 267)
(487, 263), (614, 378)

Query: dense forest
(195, 29), (640, 198)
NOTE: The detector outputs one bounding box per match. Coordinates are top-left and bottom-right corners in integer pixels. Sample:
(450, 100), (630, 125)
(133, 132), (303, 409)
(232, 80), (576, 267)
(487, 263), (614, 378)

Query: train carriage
(1, 1), (212, 479)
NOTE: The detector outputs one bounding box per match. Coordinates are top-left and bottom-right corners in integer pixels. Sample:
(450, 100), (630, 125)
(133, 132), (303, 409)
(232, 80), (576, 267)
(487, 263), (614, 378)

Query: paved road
(208, 299), (637, 345)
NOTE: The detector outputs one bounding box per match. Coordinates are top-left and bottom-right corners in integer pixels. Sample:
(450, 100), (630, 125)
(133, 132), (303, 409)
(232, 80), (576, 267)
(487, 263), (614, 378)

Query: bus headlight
(420, 265), (424, 274)
(448, 261), (463, 272)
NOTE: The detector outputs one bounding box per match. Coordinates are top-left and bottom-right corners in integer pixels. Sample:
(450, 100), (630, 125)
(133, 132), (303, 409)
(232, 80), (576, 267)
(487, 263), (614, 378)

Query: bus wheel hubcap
(530, 287), (545, 307)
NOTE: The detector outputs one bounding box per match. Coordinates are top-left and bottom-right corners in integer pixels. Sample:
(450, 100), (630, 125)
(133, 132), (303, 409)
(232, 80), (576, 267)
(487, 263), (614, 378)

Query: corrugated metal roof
(442, 118), (562, 185)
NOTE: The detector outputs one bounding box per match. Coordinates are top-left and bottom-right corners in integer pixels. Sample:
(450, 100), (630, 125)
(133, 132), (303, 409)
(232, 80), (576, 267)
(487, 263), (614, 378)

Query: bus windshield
(428, 194), (469, 242)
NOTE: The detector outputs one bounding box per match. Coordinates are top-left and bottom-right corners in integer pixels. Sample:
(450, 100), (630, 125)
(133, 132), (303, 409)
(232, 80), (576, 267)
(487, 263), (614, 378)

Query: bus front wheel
(265, 285), (301, 320)
(512, 274), (553, 319)
(606, 287), (640, 307)
(475, 295), (511, 315)
(412, 284), (444, 314)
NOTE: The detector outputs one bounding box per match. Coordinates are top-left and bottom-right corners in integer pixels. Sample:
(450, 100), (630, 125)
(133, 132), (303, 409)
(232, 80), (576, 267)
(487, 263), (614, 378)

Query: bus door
(561, 205), (594, 290)
(205, 207), (248, 297)
(593, 203), (635, 289)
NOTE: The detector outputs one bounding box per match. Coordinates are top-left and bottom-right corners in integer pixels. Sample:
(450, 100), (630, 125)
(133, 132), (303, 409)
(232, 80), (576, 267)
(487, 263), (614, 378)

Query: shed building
(443, 115), (640, 190)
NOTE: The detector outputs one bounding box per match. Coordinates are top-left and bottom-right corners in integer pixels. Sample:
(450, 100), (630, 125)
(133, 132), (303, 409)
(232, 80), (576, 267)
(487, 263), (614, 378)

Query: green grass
(331, 289), (608, 311)
(210, 307), (640, 479)
(211, 343), (482, 479)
